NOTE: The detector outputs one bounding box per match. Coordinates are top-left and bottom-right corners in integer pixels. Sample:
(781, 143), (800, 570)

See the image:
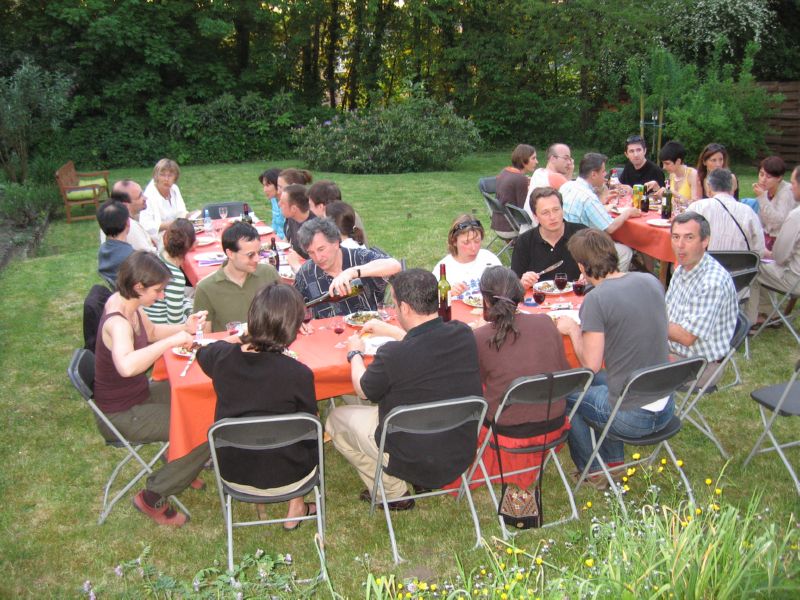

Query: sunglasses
(452, 220), (482, 234)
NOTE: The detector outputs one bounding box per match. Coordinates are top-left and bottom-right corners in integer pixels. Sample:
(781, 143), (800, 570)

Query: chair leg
(99, 443), (169, 525)
(684, 410), (729, 459)
(543, 450), (580, 527)
(375, 477), (403, 564)
(744, 406), (800, 495)
(744, 405), (780, 467)
(477, 459), (509, 540)
(663, 442), (695, 507)
(460, 474), (483, 549)
(313, 487), (327, 578)
(226, 494), (235, 573)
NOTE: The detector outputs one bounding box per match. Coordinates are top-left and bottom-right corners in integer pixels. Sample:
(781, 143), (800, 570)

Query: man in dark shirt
(280, 183), (316, 259)
(325, 269), (483, 509)
(97, 200), (134, 285)
(511, 187), (587, 285)
(618, 134), (665, 194)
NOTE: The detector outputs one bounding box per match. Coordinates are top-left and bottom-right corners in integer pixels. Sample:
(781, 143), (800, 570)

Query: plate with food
(363, 335), (395, 355)
(195, 251), (226, 262)
(275, 240), (291, 251)
(461, 295), (483, 308)
(646, 218), (671, 228)
(172, 339), (216, 357)
(255, 225), (273, 236)
(533, 280), (573, 295)
(344, 311), (383, 327)
(195, 235), (216, 246)
(278, 266), (295, 280)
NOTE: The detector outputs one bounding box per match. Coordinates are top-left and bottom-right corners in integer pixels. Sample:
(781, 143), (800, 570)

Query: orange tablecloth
(165, 291), (583, 460)
(610, 211), (675, 264)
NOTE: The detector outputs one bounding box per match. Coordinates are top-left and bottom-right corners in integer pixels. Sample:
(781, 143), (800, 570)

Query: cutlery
(180, 349), (197, 377)
(536, 260), (563, 277)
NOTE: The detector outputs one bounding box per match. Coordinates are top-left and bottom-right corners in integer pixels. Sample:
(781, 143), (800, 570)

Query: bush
(294, 96), (482, 173)
(0, 182), (61, 226)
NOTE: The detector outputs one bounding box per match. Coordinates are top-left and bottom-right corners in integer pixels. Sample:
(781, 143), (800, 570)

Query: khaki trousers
(325, 405), (409, 500)
(745, 264), (800, 323)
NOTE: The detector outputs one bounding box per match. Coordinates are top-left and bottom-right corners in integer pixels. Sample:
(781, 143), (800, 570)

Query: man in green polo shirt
(194, 221), (279, 332)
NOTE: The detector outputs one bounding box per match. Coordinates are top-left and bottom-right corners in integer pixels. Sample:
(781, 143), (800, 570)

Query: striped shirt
(143, 255), (192, 324)
(687, 194), (765, 256)
(560, 177), (613, 231)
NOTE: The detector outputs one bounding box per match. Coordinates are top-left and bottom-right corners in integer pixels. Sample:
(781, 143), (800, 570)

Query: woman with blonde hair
(141, 158), (188, 241)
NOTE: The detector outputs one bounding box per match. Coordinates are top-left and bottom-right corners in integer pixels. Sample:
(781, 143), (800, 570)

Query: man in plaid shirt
(295, 218), (402, 318)
(666, 212), (737, 387)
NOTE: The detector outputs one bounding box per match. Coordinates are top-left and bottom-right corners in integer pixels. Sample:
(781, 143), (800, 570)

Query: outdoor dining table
(609, 208), (675, 284)
(163, 290), (585, 460)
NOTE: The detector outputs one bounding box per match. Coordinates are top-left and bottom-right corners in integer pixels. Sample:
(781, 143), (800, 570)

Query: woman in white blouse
(432, 214), (501, 297)
(141, 158), (187, 242)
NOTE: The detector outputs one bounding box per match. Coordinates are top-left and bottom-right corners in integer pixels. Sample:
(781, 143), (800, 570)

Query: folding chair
(479, 177), (518, 258)
(749, 278), (800, 346)
(66, 349), (190, 524)
(208, 414), (325, 574)
(369, 397), (488, 564)
(677, 311), (750, 459)
(465, 368), (594, 539)
(574, 357), (706, 517)
(202, 201), (244, 219)
(506, 204), (534, 235)
(709, 250), (759, 359)
(743, 359), (800, 495)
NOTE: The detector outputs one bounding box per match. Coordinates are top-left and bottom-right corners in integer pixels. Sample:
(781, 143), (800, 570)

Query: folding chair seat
(743, 360), (800, 495)
(506, 204), (534, 235)
(369, 397), (488, 564)
(465, 368), (594, 538)
(208, 414), (326, 574)
(574, 357), (706, 517)
(709, 250), (760, 359)
(201, 201), (244, 219)
(479, 177), (518, 258)
(678, 311), (750, 459)
(749, 278), (800, 346)
(66, 349), (190, 524)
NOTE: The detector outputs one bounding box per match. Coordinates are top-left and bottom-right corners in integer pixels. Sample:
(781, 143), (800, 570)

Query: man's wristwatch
(346, 350), (364, 363)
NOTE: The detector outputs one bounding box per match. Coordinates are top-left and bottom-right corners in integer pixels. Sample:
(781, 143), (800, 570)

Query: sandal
(283, 502), (316, 531)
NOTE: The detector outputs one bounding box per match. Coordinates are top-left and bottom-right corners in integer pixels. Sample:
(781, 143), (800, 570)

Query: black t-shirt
(510, 221), (587, 282)
(619, 160), (665, 188)
(360, 318), (483, 488)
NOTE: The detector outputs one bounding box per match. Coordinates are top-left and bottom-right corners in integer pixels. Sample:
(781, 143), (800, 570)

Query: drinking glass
(573, 281), (586, 297)
(333, 317), (345, 335)
(226, 321), (242, 335)
(554, 272), (568, 291)
(532, 290), (546, 305)
(218, 206), (228, 220)
(303, 307), (313, 325)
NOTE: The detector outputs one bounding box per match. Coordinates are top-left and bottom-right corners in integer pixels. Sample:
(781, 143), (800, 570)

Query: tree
(0, 59), (72, 182)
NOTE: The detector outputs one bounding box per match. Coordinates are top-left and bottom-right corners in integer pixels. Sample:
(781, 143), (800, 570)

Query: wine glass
(554, 272), (568, 291)
(303, 307), (314, 333)
(218, 206), (228, 220)
(573, 280), (586, 296)
(333, 317), (345, 335)
(532, 290), (546, 305)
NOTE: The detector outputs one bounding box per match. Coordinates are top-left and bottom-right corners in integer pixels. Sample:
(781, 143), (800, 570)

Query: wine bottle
(438, 264), (451, 322)
(270, 237), (280, 270)
(304, 278), (364, 308)
(242, 202), (253, 225)
(662, 180), (673, 220)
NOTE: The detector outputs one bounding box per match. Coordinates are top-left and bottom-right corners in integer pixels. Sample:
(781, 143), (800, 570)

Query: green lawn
(1, 152), (799, 597)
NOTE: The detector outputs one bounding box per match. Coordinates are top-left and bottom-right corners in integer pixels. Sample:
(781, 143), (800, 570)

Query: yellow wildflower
(711, 503), (720, 511)
(507, 548), (514, 555)
(676, 459), (684, 467)
(623, 484), (630, 492)
(500, 562), (506, 570)
(535, 557), (543, 565)
(431, 584), (437, 591)
(658, 466), (664, 473)
(705, 478), (712, 485)
(622, 476), (628, 483)
(501, 594), (508, 600)
(419, 582), (428, 591)
(661, 458), (667, 465)
(585, 558), (594, 568)
(632, 452), (641, 460)
(516, 572), (524, 581)
(695, 508), (702, 516)
(480, 569), (486, 576)
(627, 467), (636, 476)
(680, 521), (688, 527)
(715, 488), (722, 496)
(585, 501), (592, 509)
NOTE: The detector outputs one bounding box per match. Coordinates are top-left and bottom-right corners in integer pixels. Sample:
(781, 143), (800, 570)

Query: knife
(536, 260), (564, 277)
(180, 349), (198, 377)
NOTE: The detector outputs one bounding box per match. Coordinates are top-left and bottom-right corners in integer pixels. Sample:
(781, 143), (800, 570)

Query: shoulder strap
(714, 197), (750, 251)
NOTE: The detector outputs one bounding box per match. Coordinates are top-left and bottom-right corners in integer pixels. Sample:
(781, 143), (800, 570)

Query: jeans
(566, 372), (675, 473)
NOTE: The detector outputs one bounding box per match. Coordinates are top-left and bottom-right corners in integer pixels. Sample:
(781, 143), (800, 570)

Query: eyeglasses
(236, 250), (259, 259)
(452, 220), (482, 233)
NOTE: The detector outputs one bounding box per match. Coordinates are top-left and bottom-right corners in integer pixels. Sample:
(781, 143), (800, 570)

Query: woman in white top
(753, 156), (796, 245)
(326, 201), (366, 249)
(141, 158), (188, 241)
(432, 214), (502, 297)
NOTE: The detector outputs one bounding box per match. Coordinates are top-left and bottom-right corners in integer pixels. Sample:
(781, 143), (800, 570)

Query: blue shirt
(560, 177), (613, 231)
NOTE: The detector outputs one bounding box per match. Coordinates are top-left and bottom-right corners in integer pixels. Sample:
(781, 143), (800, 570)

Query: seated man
(687, 168), (765, 255)
(560, 152), (638, 271)
(666, 212), (738, 387)
(294, 218), (401, 318)
(618, 134), (665, 194)
(193, 222), (279, 332)
(524, 143), (573, 218)
(307, 180), (369, 246)
(745, 165), (800, 327)
(556, 229), (671, 488)
(105, 179), (158, 253)
(511, 186), (587, 286)
(97, 200), (134, 285)
(326, 269), (483, 507)
(280, 183), (316, 259)
(494, 144), (537, 233)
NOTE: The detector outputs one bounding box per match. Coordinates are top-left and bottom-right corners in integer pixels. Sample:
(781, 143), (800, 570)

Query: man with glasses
(524, 143), (573, 219)
(193, 222), (279, 332)
(102, 180), (157, 253)
(618, 135), (665, 195)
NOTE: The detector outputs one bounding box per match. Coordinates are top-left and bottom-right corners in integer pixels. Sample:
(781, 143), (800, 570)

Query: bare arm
(556, 318), (604, 372)
(330, 258), (402, 296)
(103, 315), (193, 378)
(605, 207), (640, 234)
(346, 334), (368, 398)
(668, 322), (698, 348)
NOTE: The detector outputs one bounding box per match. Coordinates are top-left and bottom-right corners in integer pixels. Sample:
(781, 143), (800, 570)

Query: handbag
(493, 373), (554, 529)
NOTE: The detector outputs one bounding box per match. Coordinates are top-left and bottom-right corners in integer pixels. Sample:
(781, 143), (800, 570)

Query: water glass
(218, 206), (228, 220)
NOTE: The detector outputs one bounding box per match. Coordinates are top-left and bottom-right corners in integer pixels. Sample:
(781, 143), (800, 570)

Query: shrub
(0, 182), (61, 226)
(294, 96), (482, 173)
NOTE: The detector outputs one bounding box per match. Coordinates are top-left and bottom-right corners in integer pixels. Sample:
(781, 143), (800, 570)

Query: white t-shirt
(432, 249), (502, 296)
(99, 218), (157, 253)
(140, 180), (187, 240)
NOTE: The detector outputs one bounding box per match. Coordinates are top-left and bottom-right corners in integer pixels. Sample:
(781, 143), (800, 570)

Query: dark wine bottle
(438, 264), (451, 322)
(270, 237), (280, 269)
(304, 278), (364, 308)
(662, 181), (673, 220)
(242, 203), (253, 225)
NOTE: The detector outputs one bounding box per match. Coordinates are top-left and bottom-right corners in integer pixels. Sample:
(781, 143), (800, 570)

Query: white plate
(195, 251), (226, 262)
(363, 335), (395, 355)
(275, 240), (291, 251)
(256, 225), (273, 236)
(533, 280), (573, 295)
(172, 339), (216, 357)
(195, 235), (216, 246)
(548, 309), (580, 324)
(462, 295), (483, 308)
(344, 311), (382, 327)
(647, 218), (671, 228)
(278, 266), (295, 280)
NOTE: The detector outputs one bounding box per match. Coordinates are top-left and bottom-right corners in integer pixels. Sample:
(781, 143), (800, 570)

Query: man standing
(511, 187), (587, 286)
(524, 143), (573, 218)
(100, 180), (157, 252)
(280, 183), (316, 259)
(745, 165), (800, 327)
(326, 269), (483, 507)
(97, 200), (134, 284)
(618, 135), (665, 194)
(294, 218), (401, 318)
(494, 144), (537, 233)
(686, 169), (765, 255)
(666, 212), (738, 386)
(560, 153), (638, 271)
(193, 222), (279, 332)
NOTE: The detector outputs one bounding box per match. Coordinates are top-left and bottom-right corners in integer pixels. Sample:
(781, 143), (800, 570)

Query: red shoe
(132, 491), (188, 527)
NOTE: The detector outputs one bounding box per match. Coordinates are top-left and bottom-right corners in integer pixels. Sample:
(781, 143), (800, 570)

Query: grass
(1, 152), (799, 597)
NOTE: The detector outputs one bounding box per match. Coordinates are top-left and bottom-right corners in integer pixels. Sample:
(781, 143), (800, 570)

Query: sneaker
(132, 490), (188, 526)
(359, 489), (416, 511)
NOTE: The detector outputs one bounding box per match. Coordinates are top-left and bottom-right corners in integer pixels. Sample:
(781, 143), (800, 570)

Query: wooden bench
(55, 161), (110, 223)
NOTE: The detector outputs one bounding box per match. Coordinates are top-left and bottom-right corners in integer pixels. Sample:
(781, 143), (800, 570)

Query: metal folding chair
(506, 204), (534, 235)
(465, 368), (594, 538)
(201, 201), (244, 219)
(208, 414), (326, 574)
(369, 396), (488, 564)
(479, 177), (518, 258)
(574, 357), (706, 517)
(743, 359), (800, 495)
(749, 278), (800, 346)
(709, 250), (760, 359)
(66, 349), (190, 524)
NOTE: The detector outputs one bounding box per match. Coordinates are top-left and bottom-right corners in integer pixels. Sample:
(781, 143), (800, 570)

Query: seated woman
(259, 168), (286, 240)
(141, 158), (188, 243)
(472, 266), (572, 487)
(144, 219), (196, 324)
(659, 140), (699, 214)
(695, 143), (738, 199)
(326, 201), (366, 249)
(431, 215), (502, 297)
(94, 251), (208, 526)
(753, 156), (794, 249)
(197, 282), (318, 529)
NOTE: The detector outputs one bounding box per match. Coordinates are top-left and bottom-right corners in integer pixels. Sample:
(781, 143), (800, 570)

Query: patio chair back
(201, 202), (244, 219)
